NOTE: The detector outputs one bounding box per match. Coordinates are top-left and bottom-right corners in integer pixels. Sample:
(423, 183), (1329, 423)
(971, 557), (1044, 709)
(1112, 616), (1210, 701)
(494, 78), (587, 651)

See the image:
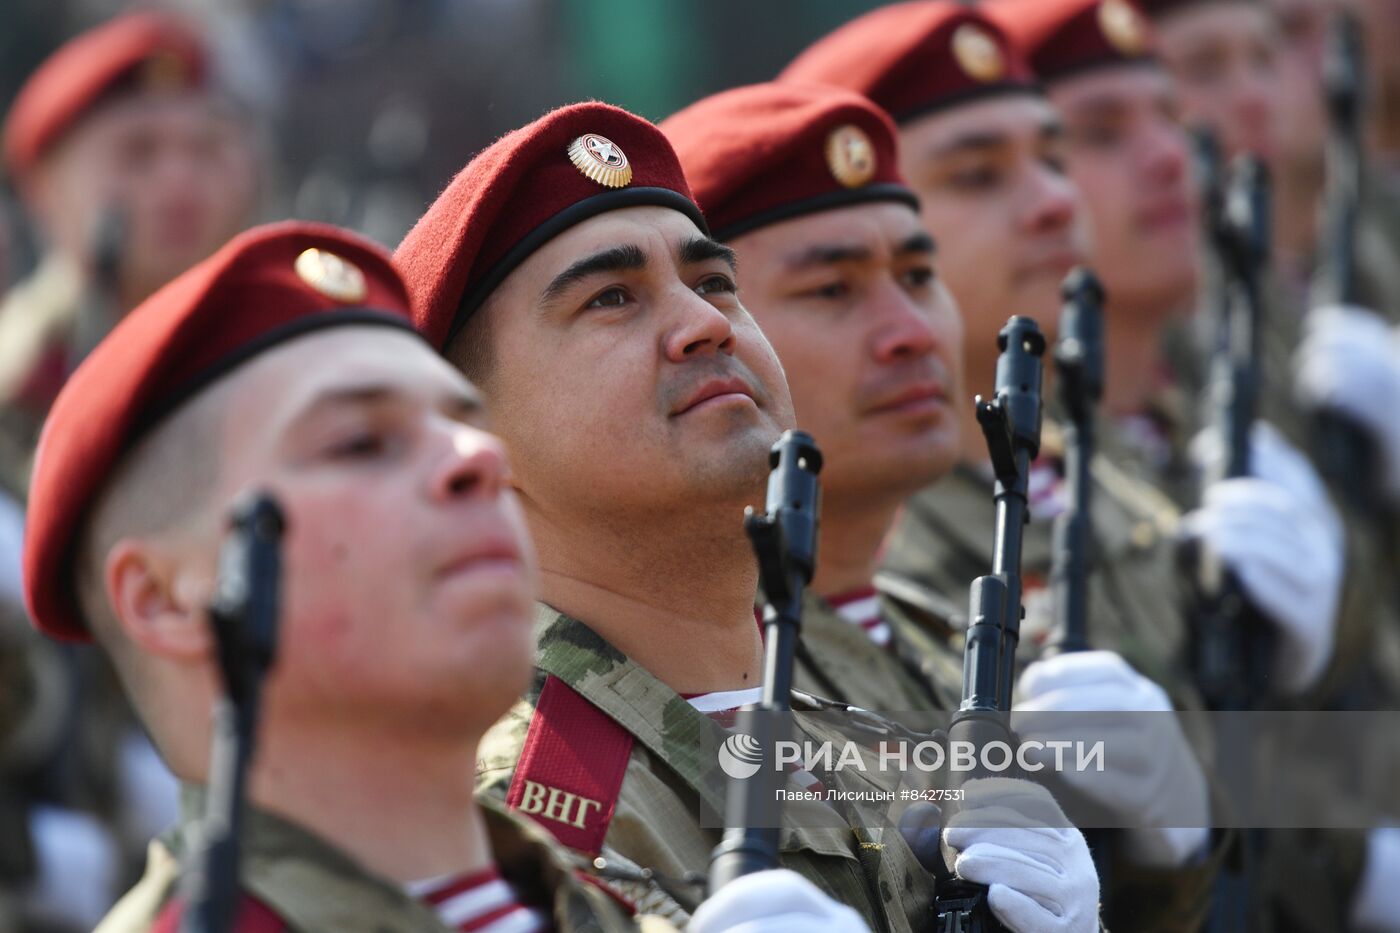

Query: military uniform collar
(173, 782), (457, 932)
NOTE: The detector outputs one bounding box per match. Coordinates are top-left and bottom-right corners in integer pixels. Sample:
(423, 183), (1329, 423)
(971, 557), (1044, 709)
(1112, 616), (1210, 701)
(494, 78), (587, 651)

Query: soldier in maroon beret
(663, 80), (1111, 933)
(0, 11), (259, 496)
(0, 14), (263, 918)
(779, 4), (1247, 930)
(397, 100), (892, 931)
(22, 220), (657, 932)
(996, 1), (1400, 929)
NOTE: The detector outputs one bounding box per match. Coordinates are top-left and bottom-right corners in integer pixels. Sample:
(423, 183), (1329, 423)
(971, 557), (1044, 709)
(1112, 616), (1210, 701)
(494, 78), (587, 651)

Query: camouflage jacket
(0, 254), (86, 499)
(478, 605), (939, 932)
(882, 451), (1194, 704)
(95, 784), (649, 932)
(879, 438), (1380, 930)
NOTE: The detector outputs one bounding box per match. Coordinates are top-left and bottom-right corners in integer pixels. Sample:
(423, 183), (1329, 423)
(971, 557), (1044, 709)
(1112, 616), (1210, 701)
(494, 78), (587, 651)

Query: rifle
(708, 430), (823, 891)
(1192, 155), (1274, 933)
(180, 494), (286, 933)
(1311, 10), (1386, 515)
(1048, 269), (1105, 656)
(933, 316), (1045, 932)
(73, 205), (126, 366)
(1191, 153), (1271, 712)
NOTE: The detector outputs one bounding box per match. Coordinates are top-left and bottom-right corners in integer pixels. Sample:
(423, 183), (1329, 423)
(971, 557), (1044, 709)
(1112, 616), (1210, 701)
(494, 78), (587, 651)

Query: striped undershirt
(405, 867), (551, 933)
(825, 585), (891, 647)
(684, 688), (826, 795)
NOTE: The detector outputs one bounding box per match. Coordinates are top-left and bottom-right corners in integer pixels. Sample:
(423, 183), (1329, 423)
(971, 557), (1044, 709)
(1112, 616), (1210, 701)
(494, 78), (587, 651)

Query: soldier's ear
(104, 538), (214, 662)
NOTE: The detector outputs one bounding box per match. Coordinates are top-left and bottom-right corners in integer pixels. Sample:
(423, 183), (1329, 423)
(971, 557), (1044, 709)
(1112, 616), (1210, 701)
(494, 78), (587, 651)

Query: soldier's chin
(435, 578), (535, 638)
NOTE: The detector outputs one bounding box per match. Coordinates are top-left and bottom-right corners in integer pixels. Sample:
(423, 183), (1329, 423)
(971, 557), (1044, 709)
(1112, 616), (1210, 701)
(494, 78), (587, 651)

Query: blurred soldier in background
(1000, 0), (1400, 928)
(665, 76), (1209, 933)
(1146, 0), (1400, 504)
(0, 10), (259, 495)
(0, 11), (259, 930)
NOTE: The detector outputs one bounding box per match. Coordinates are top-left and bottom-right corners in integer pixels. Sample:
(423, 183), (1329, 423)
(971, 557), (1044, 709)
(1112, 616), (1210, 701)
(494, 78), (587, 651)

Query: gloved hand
(1014, 651), (1210, 868)
(942, 778), (1100, 933)
(1180, 476), (1342, 693)
(688, 868), (870, 933)
(1352, 826), (1400, 933)
(1294, 305), (1400, 501)
(1190, 421), (1342, 544)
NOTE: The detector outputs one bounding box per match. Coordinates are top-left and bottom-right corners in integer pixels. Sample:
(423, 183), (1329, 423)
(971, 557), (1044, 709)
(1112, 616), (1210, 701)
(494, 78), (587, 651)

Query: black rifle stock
(1192, 149), (1274, 933)
(180, 494), (286, 933)
(1312, 10), (1386, 514)
(1192, 153), (1272, 713)
(1048, 269), (1105, 656)
(708, 430), (823, 891)
(933, 317), (1045, 933)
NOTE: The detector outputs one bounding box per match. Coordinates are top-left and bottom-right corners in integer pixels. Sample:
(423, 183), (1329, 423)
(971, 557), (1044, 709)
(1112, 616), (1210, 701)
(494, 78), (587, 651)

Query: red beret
(779, 2), (1037, 125)
(3, 12), (208, 180)
(395, 101), (706, 350)
(24, 221), (418, 642)
(989, 0), (1157, 83)
(661, 82), (917, 241)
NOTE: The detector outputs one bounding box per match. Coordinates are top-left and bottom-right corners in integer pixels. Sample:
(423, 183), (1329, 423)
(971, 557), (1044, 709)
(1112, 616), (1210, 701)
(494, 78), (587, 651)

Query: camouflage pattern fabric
(478, 605), (939, 932)
(94, 784), (650, 932)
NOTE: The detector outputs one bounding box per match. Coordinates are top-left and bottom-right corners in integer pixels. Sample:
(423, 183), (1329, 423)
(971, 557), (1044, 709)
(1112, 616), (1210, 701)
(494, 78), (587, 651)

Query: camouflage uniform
(0, 254), (88, 498)
(882, 436), (1194, 705)
(1352, 169), (1400, 321)
(95, 784), (650, 933)
(478, 605), (938, 932)
(809, 459), (1223, 932)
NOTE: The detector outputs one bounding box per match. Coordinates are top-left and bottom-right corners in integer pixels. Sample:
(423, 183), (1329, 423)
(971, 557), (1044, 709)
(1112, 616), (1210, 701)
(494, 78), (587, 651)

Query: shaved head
(74, 378), (227, 740)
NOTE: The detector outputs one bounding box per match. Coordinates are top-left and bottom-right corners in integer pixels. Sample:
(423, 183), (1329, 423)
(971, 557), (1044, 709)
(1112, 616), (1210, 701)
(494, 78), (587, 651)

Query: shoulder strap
(506, 675), (634, 856)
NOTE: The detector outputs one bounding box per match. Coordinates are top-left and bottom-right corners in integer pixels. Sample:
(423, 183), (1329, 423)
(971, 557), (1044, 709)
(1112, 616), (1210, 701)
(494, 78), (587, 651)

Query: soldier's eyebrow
(678, 235), (737, 272)
(1066, 96), (1130, 123)
(927, 130), (1011, 159)
(541, 244), (647, 305)
(784, 242), (874, 271)
(897, 231), (937, 257)
(291, 382), (484, 426)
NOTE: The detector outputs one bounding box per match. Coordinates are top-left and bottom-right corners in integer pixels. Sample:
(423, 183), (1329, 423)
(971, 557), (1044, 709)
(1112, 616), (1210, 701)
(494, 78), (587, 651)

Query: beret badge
(567, 133), (634, 188)
(952, 22), (1007, 83)
(1098, 0), (1149, 54)
(825, 124), (877, 188)
(295, 248), (368, 303)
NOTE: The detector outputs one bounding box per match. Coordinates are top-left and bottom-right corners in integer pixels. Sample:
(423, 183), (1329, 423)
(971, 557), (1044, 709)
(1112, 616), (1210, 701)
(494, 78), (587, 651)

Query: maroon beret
(394, 101), (706, 350)
(24, 221), (418, 642)
(3, 12), (208, 180)
(990, 0), (1157, 83)
(662, 82), (917, 241)
(779, 2), (1037, 124)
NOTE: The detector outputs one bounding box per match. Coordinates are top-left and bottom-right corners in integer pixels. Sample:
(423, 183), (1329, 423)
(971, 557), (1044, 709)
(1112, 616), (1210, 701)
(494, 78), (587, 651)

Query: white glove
(1013, 651), (1210, 867)
(1295, 305), (1400, 501)
(1180, 476), (1341, 693)
(943, 778), (1100, 933)
(1191, 421), (1342, 546)
(688, 868), (870, 933)
(1352, 826), (1400, 932)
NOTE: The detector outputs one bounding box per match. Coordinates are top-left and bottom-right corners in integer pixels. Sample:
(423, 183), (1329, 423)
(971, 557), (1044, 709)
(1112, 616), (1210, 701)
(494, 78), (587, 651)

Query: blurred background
(0, 0), (909, 271)
(1, 0), (1399, 930)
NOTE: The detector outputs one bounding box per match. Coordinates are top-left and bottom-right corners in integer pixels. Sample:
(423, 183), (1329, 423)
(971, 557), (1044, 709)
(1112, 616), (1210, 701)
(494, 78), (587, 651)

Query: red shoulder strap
(505, 675), (634, 855)
(153, 894), (287, 933)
